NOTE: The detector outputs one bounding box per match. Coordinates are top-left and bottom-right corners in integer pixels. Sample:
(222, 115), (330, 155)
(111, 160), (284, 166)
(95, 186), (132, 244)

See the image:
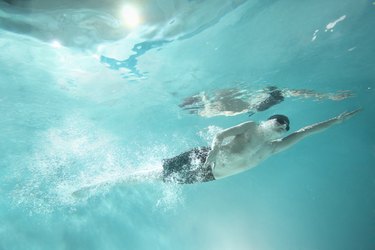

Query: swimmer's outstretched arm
(283, 89), (354, 101)
(272, 108), (362, 154)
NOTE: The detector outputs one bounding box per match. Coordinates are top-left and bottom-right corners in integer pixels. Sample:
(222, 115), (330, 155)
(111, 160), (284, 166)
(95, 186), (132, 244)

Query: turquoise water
(1, 0), (374, 249)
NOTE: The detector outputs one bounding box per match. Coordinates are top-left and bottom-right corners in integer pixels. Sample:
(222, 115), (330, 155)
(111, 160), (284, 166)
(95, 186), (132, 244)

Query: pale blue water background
(0, 0), (374, 249)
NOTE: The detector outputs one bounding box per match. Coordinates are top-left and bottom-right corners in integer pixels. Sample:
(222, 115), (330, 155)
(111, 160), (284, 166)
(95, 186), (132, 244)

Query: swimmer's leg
(72, 167), (163, 198)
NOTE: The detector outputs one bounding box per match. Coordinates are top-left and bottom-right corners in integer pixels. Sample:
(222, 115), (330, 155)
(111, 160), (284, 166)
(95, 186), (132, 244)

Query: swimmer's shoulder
(218, 121), (257, 137)
(236, 120), (257, 129)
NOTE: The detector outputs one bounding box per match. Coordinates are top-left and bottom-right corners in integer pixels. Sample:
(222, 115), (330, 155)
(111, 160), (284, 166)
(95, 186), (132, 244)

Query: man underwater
(161, 109), (361, 184)
(73, 108), (361, 196)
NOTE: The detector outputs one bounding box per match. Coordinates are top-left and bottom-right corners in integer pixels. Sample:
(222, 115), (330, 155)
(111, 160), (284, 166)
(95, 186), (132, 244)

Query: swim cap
(267, 114), (290, 131)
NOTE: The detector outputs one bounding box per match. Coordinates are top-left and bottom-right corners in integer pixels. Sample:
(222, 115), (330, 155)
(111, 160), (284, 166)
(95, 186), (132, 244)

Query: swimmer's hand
(336, 108), (362, 123)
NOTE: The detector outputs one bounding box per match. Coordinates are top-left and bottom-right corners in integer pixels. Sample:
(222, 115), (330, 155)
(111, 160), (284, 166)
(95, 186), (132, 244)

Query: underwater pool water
(0, 0), (374, 249)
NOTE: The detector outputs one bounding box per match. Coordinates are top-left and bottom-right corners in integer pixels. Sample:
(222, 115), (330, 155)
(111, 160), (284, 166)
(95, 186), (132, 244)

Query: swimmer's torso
(211, 126), (277, 179)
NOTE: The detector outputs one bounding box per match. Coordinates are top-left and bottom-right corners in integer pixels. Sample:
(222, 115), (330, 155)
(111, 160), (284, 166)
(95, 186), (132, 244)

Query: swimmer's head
(267, 114), (290, 131)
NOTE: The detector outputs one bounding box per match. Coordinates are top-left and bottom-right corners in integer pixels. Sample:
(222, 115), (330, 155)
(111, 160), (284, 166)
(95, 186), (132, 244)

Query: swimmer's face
(266, 119), (287, 134)
(259, 119), (287, 139)
(268, 119), (288, 133)
(266, 114), (290, 132)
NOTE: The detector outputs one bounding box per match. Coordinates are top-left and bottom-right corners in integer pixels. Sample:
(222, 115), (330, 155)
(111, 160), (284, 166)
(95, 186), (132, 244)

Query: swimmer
(161, 108), (361, 183)
(73, 109), (361, 196)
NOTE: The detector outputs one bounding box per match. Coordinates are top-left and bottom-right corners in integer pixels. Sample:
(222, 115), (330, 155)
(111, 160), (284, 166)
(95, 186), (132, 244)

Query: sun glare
(121, 4), (141, 28)
(51, 40), (62, 49)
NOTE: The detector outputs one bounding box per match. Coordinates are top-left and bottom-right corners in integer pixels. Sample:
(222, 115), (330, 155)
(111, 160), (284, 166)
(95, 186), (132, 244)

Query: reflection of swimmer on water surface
(179, 86), (353, 117)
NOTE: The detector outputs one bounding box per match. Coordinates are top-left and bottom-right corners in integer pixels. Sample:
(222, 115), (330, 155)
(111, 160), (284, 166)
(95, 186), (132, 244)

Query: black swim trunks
(162, 147), (215, 184)
(255, 86), (284, 111)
